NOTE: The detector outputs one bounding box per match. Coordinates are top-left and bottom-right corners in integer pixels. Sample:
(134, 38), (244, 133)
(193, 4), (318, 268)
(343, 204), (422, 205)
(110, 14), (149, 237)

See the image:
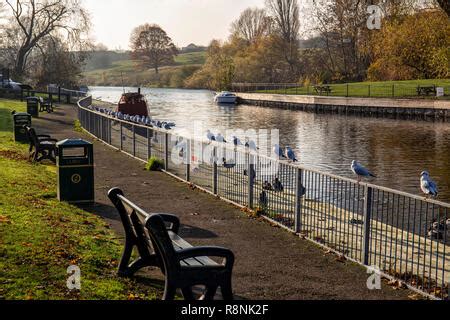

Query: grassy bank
(0, 99), (161, 300)
(83, 52), (206, 87)
(249, 79), (450, 99)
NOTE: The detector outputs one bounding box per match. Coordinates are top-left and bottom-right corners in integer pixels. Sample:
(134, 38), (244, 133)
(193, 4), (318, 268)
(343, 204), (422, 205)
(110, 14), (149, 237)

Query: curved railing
(77, 95), (449, 300)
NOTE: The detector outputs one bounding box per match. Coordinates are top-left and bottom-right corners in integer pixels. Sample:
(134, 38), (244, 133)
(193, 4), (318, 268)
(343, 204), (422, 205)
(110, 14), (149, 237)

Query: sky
(82, 0), (314, 50)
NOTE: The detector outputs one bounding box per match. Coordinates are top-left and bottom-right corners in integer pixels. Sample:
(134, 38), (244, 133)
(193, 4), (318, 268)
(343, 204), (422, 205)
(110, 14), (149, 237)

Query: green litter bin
(26, 97), (40, 118)
(12, 111), (31, 143)
(56, 139), (94, 204)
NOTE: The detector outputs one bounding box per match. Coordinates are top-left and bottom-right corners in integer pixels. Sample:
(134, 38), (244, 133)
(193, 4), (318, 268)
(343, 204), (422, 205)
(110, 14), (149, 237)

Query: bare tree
(266, 0), (300, 43)
(130, 24), (178, 74)
(4, 0), (91, 80)
(230, 7), (272, 44)
(265, 0), (301, 74)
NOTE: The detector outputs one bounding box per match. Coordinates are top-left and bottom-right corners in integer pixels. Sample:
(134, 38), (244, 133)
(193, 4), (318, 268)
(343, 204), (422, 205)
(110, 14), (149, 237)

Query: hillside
(82, 50), (206, 88)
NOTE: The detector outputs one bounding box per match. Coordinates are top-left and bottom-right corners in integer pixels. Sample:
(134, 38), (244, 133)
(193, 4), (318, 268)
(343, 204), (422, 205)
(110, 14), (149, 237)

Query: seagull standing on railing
(206, 130), (216, 142)
(273, 145), (287, 159)
(245, 139), (259, 151)
(216, 133), (227, 143)
(420, 171), (438, 199)
(285, 147), (298, 162)
(232, 136), (243, 146)
(351, 160), (376, 183)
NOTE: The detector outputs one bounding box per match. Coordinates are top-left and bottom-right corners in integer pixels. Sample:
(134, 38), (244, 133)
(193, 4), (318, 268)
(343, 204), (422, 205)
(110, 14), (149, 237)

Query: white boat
(214, 91), (237, 104)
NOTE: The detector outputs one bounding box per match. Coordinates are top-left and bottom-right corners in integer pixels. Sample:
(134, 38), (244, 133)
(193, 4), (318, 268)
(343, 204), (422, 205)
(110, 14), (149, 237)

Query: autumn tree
(4, 0), (91, 80)
(130, 24), (178, 74)
(368, 10), (449, 80)
(230, 8), (272, 44)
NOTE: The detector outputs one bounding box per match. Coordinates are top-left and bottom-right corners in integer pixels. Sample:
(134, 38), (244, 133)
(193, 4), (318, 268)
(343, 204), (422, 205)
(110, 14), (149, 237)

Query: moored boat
(116, 89), (149, 117)
(214, 91), (237, 104)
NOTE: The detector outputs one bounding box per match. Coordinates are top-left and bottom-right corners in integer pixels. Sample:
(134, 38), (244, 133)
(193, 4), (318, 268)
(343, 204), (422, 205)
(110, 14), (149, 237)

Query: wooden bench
(24, 126), (57, 163)
(313, 85), (333, 95)
(108, 188), (235, 301)
(39, 97), (54, 113)
(417, 86), (436, 97)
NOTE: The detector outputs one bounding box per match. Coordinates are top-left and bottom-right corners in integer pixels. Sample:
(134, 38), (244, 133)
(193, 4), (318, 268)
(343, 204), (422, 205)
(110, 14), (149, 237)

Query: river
(89, 86), (450, 203)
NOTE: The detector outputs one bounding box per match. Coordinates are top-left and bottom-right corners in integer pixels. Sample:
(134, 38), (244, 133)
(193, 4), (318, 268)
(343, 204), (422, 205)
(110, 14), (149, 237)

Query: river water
(89, 86), (450, 202)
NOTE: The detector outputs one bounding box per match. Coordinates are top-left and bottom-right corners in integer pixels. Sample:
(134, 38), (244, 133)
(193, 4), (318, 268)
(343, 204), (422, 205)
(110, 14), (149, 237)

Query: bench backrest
(108, 188), (180, 275)
(108, 188), (156, 263)
(145, 214), (180, 276)
(25, 126), (39, 146)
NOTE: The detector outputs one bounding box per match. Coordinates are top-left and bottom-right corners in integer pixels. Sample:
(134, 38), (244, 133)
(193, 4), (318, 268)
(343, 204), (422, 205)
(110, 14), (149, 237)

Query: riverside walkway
(30, 104), (414, 300)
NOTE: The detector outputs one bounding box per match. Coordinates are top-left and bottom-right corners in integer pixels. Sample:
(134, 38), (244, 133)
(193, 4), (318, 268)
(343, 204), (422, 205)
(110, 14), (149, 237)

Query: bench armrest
(37, 135), (51, 138)
(158, 214), (180, 233)
(177, 246), (234, 269)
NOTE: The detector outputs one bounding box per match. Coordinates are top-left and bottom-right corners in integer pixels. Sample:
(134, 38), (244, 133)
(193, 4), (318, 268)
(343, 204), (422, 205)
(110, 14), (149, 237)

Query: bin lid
(13, 112), (31, 117)
(25, 96), (40, 101)
(57, 138), (92, 147)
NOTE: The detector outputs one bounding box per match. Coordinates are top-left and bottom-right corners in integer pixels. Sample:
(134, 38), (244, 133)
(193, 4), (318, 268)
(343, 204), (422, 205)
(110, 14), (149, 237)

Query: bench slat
(169, 232), (219, 267)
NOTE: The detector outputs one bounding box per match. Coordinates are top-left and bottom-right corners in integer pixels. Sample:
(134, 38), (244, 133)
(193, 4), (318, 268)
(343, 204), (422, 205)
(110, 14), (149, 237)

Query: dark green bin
(56, 139), (94, 204)
(12, 112), (31, 143)
(26, 97), (40, 118)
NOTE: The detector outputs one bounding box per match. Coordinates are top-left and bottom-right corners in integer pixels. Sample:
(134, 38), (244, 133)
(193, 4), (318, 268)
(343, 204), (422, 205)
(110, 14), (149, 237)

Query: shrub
(145, 157), (164, 171)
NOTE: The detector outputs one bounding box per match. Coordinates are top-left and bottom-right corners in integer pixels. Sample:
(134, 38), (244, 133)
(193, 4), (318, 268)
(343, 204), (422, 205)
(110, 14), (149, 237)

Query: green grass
(145, 157), (164, 172)
(83, 52), (206, 87)
(0, 99), (162, 300)
(252, 79), (450, 99)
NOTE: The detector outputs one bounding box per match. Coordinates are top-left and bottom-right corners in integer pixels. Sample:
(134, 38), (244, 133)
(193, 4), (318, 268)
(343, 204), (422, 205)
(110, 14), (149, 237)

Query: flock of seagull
(205, 130), (440, 200)
(88, 106), (176, 130)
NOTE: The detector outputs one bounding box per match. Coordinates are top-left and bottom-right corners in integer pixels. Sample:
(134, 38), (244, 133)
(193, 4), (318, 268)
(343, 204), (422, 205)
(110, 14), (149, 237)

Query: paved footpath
(32, 104), (413, 300)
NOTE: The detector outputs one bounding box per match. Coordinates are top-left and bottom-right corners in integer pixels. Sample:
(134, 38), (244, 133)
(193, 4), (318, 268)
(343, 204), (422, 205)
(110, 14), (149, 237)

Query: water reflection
(89, 86), (450, 202)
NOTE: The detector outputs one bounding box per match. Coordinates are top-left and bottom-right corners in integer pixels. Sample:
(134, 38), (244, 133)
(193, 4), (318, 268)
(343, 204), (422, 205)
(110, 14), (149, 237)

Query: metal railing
(232, 83), (450, 100)
(77, 95), (449, 300)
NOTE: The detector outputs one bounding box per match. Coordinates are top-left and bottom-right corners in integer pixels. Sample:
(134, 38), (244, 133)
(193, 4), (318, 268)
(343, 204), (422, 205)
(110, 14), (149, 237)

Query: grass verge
(0, 99), (162, 300)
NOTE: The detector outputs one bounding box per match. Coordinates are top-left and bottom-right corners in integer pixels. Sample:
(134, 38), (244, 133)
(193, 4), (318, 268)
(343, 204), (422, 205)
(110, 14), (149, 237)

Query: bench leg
(221, 276), (233, 301)
(181, 287), (195, 301)
(201, 286), (218, 301)
(118, 241), (134, 277)
(163, 282), (177, 301)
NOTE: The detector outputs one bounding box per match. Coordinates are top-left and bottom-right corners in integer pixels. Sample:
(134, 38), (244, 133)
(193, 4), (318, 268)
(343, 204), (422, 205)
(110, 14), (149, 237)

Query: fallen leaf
(336, 255), (347, 263)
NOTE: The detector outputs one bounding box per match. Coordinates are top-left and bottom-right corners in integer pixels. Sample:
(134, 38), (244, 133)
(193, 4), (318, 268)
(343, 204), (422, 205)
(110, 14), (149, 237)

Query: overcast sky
(82, 0), (314, 50)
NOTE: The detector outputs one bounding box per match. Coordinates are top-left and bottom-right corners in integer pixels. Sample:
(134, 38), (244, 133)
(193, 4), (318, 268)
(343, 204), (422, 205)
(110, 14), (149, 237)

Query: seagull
(263, 181), (274, 191)
(285, 147), (298, 162)
(216, 133), (227, 143)
(428, 219), (446, 240)
(351, 161), (376, 183)
(420, 171), (438, 199)
(273, 145), (287, 159)
(232, 136), (243, 146)
(206, 130), (216, 142)
(273, 178), (284, 192)
(259, 191), (269, 209)
(245, 139), (258, 151)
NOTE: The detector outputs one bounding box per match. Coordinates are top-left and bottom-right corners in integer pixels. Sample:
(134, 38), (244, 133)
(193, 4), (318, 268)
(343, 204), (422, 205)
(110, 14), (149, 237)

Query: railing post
(132, 125), (136, 157)
(58, 86), (61, 103)
(247, 153), (254, 209)
(120, 122), (123, 151)
(294, 168), (303, 234)
(186, 139), (191, 182)
(212, 146), (218, 195)
(164, 132), (169, 171)
(346, 84), (349, 97)
(147, 128), (152, 160)
(108, 118), (112, 145)
(362, 186), (373, 265)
